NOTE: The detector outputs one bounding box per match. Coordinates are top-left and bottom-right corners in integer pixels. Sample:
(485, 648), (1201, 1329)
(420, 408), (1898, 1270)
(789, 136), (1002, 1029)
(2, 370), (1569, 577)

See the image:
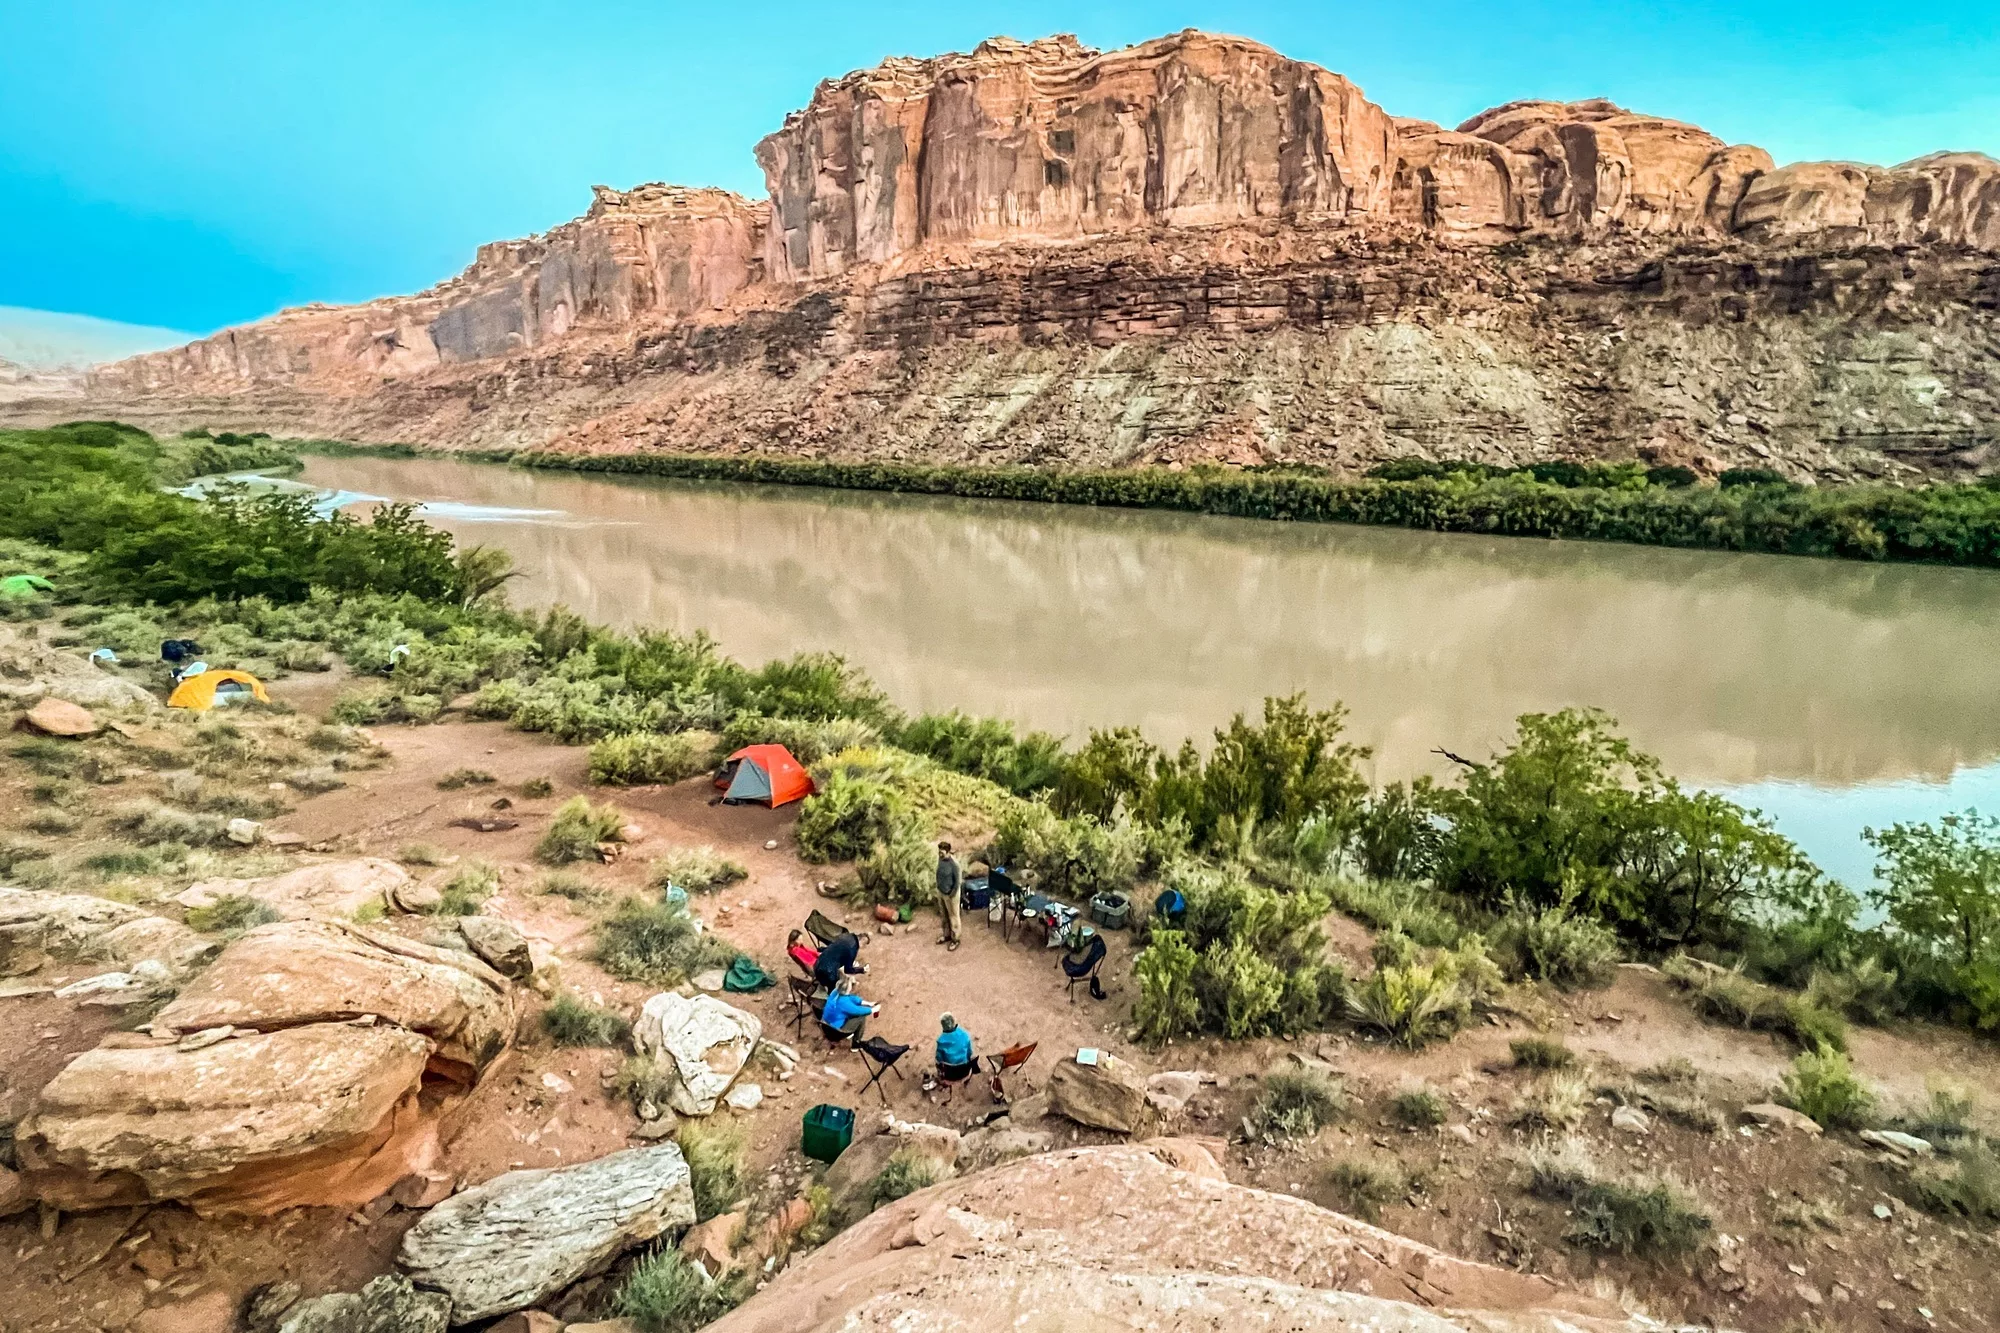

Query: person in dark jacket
(936, 840), (963, 950)
(812, 930), (868, 990)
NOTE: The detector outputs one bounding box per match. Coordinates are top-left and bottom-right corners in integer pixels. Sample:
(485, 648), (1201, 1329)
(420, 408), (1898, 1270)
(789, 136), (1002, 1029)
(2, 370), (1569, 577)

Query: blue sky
(5, 0), (1997, 336)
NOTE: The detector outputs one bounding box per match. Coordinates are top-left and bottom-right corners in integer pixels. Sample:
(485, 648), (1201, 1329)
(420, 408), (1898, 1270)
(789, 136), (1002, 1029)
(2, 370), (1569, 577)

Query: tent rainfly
(713, 744), (813, 807)
(167, 668), (270, 711)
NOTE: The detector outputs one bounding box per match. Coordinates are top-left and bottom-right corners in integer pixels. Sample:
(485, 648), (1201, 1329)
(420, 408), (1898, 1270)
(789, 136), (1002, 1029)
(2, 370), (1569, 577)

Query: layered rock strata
(26, 30), (2000, 477)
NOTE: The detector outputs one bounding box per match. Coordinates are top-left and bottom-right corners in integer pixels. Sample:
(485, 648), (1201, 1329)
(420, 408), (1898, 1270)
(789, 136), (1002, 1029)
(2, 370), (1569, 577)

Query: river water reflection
(300, 454), (2000, 887)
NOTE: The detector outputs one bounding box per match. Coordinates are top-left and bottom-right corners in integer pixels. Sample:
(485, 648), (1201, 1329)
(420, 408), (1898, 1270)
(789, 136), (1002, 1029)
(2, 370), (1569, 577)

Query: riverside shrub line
(511, 451), (2000, 567)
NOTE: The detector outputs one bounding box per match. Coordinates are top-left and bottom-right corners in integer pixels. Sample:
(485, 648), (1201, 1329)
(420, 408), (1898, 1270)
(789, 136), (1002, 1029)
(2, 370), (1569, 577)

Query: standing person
(935, 841), (963, 951)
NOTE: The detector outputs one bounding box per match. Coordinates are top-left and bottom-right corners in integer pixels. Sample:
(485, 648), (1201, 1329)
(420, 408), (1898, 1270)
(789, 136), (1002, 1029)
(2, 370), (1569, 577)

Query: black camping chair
(784, 974), (827, 1039)
(1062, 931), (1108, 1003)
(855, 1036), (912, 1105)
(932, 1056), (978, 1106)
(805, 909), (848, 948)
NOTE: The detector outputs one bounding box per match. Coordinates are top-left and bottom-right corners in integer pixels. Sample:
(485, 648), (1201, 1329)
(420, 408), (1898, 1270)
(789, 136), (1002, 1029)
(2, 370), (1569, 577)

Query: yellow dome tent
(167, 669), (270, 711)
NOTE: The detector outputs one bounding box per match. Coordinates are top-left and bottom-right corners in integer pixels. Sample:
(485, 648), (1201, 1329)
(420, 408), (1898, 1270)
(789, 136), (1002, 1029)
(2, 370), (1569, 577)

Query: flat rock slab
(21, 1022), (434, 1213)
(398, 1143), (696, 1323)
(457, 915), (533, 980)
(246, 858), (411, 920)
(0, 887), (208, 974)
(20, 697), (100, 736)
(154, 919), (512, 1081)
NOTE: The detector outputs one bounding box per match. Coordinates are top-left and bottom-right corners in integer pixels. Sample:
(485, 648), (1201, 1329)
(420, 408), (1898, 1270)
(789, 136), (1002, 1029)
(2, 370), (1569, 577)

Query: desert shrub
(1490, 908), (1620, 988)
(1390, 1084), (1451, 1128)
(719, 712), (881, 766)
(434, 861), (499, 915)
(1908, 1143), (2000, 1225)
(24, 809), (78, 835)
(1351, 962), (1461, 1048)
(595, 900), (735, 985)
(540, 993), (630, 1048)
(1512, 1071), (1590, 1131)
(866, 1149), (951, 1210)
(112, 800), (227, 847)
(1254, 1069), (1349, 1138)
(1803, 958), (1900, 1026)
(1510, 1036), (1577, 1070)
(537, 796), (628, 864)
(185, 894), (280, 935)
(286, 766), (346, 794)
(589, 731), (714, 786)
(796, 1185), (841, 1248)
(536, 869), (606, 903)
(1639, 1087), (1723, 1133)
(614, 1249), (745, 1333)
(1899, 1080), (1978, 1145)
(1779, 1048), (1876, 1130)
(1324, 1158), (1408, 1221)
(1662, 955), (1846, 1052)
(612, 1056), (678, 1116)
(398, 842), (451, 866)
(1307, 873), (1463, 948)
(1351, 778), (1449, 880)
(989, 801), (1147, 902)
(1521, 1138), (1710, 1255)
(795, 767), (901, 863)
(1132, 929), (1202, 1044)
(651, 845), (748, 894)
(895, 710), (1065, 795)
(677, 1121), (746, 1220)
(518, 775), (555, 798)
(435, 767), (495, 789)
(855, 821), (936, 906)
(1640, 1056), (1699, 1085)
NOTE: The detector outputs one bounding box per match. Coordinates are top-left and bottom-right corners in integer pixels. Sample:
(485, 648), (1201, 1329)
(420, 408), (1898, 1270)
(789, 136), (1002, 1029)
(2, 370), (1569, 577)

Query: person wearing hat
(935, 840), (963, 951)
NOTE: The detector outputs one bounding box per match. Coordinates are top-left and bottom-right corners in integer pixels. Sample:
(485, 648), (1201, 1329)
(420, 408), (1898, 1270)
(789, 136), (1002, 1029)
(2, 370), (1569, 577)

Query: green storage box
(802, 1103), (855, 1163)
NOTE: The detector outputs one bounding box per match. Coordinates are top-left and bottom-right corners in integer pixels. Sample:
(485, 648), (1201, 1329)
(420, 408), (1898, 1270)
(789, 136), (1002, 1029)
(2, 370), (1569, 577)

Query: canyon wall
(29, 31), (2000, 478)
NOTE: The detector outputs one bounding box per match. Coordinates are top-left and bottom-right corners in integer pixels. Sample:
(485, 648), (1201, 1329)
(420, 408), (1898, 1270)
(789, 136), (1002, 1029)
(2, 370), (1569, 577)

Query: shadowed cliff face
(39, 30), (2000, 477)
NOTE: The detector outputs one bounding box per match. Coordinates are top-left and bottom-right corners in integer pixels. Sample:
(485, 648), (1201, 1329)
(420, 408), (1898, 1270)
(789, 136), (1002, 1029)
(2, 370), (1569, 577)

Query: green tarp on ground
(723, 955), (775, 993)
(0, 574), (55, 597)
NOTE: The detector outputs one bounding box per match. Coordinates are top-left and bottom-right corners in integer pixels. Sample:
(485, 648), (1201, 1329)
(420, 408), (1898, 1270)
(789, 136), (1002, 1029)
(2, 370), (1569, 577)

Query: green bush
(677, 1121), (746, 1220)
(537, 796), (628, 864)
(613, 1056), (678, 1116)
(651, 846), (748, 894)
(895, 710), (1065, 795)
(1490, 908), (1621, 988)
(1662, 955), (1847, 1052)
(595, 899), (736, 986)
(719, 712), (880, 765)
(1350, 962), (1461, 1049)
(1908, 1143), (2000, 1224)
(1511, 1071), (1590, 1130)
(1324, 1158), (1408, 1221)
(1521, 1138), (1710, 1255)
(856, 821), (937, 906)
(866, 1149), (951, 1210)
(1779, 1048), (1876, 1130)
(185, 894), (281, 935)
(614, 1249), (745, 1333)
(795, 767), (901, 863)
(434, 861), (499, 916)
(1390, 1085), (1451, 1128)
(1253, 1069), (1349, 1138)
(1132, 929), (1202, 1044)
(540, 993), (630, 1048)
(589, 732), (714, 786)
(536, 869), (606, 903)
(1509, 1037), (1577, 1070)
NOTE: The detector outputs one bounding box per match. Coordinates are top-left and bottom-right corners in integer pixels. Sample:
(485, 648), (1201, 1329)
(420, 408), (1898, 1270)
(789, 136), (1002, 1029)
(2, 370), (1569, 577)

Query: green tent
(0, 574), (55, 598)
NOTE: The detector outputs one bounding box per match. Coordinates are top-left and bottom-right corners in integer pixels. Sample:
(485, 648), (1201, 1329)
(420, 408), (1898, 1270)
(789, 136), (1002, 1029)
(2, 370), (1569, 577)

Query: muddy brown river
(298, 454), (2000, 887)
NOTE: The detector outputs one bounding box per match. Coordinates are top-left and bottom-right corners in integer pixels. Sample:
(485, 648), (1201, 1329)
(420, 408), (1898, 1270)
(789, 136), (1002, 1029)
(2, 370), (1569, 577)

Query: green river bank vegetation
(7, 422), (2000, 1075)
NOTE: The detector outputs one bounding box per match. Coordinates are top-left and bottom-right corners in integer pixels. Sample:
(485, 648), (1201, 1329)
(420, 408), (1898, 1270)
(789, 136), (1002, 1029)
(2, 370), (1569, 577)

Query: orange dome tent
(714, 744), (813, 807)
(167, 669), (270, 711)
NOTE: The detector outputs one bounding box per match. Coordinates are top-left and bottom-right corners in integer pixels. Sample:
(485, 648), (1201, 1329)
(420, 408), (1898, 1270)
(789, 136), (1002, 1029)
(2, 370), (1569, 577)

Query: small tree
(1612, 784), (1817, 950)
(1866, 811), (2000, 969)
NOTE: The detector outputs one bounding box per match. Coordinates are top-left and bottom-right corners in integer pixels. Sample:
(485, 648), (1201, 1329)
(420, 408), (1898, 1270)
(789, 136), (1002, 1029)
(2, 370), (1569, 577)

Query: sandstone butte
(22, 31), (2000, 478)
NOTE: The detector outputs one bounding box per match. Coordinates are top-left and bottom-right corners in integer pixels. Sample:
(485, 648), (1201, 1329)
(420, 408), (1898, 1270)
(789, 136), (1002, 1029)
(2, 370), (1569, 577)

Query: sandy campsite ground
(4, 679), (2000, 1333)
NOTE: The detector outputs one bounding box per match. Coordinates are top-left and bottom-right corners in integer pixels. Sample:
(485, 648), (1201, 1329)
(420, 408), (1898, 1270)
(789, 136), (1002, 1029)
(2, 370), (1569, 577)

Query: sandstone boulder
(19, 1022), (436, 1213)
(632, 992), (761, 1116)
(0, 1164), (28, 1218)
(20, 697), (99, 737)
(956, 1123), (1054, 1172)
(392, 878), (445, 914)
(703, 1141), (1685, 1333)
(680, 1207), (748, 1277)
(245, 858), (411, 919)
(457, 915), (533, 980)
(1741, 1102), (1822, 1136)
(152, 919), (513, 1081)
(1144, 1070), (1202, 1116)
(277, 1275), (451, 1333)
(397, 1144), (697, 1322)
(0, 625), (160, 711)
(823, 1126), (960, 1218)
(1047, 1052), (1148, 1133)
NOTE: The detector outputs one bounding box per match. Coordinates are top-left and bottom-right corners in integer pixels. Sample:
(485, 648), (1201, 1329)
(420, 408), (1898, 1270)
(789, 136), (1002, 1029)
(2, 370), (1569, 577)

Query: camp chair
(784, 975), (826, 1038)
(985, 1041), (1038, 1102)
(786, 929), (820, 978)
(804, 909), (847, 948)
(817, 1016), (856, 1052)
(932, 1056), (978, 1106)
(1062, 931), (1108, 1003)
(854, 1036), (912, 1106)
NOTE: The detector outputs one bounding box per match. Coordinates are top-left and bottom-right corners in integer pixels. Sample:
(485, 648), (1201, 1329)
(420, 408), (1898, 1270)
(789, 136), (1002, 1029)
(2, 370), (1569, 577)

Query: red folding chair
(985, 1041), (1038, 1102)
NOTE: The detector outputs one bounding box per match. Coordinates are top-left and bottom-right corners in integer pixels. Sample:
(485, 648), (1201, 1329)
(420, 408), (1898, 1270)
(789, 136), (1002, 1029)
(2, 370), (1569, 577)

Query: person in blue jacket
(820, 977), (878, 1041)
(934, 1013), (974, 1072)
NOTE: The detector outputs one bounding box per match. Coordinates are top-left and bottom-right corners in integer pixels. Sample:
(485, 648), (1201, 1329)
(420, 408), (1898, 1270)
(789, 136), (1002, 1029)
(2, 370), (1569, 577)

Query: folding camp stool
(854, 1036), (912, 1106)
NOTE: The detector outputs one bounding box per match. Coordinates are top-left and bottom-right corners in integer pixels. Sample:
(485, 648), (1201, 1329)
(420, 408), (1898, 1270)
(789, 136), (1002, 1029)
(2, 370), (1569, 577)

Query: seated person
(934, 1013), (974, 1074)
(819, 977), (878, 1041)
(812, 929), (869, 990)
